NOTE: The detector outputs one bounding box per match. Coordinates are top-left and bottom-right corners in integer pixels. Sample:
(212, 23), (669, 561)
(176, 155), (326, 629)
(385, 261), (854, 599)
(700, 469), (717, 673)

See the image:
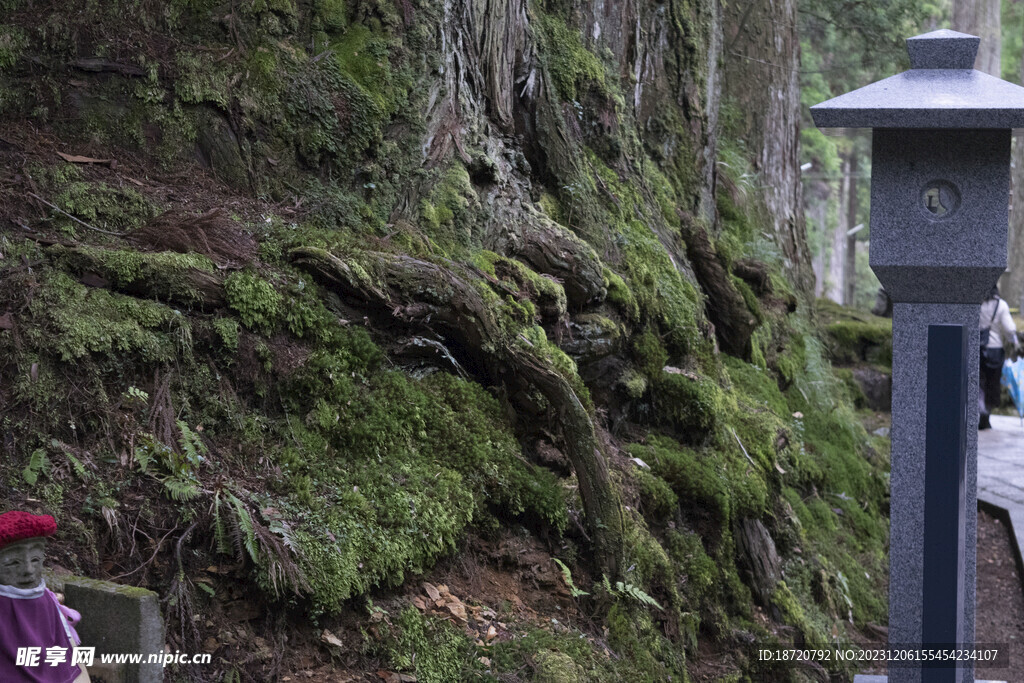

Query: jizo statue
(0, 511), (89, 683)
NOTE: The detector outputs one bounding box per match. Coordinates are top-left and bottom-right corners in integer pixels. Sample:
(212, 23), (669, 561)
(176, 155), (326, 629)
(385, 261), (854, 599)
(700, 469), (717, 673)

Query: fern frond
(162, 476), (200, 501)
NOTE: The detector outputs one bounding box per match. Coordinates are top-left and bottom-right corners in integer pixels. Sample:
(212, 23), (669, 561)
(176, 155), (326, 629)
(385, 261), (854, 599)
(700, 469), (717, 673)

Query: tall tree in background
(1008, 17), (1024, 309)
(955, 0), (1002, 74)
(952, 0), (1024, 308)
(797, 0), (924, 306)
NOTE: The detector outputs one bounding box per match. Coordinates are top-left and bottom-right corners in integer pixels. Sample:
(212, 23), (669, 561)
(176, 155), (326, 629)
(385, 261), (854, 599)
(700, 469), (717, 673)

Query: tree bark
(723, 0), (813, 297)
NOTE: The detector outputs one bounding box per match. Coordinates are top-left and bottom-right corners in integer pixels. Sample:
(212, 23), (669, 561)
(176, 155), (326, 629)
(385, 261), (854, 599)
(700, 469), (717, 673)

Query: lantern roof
(811, 30), (1024, 129)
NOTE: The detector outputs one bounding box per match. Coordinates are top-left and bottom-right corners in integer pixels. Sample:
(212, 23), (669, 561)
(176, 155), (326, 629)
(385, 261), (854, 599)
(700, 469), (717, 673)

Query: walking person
(979, 285), (1020, 429)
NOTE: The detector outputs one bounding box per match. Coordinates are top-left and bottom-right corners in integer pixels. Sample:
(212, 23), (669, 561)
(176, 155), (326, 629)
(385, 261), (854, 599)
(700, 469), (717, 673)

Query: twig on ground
(27, 192), (127, 237)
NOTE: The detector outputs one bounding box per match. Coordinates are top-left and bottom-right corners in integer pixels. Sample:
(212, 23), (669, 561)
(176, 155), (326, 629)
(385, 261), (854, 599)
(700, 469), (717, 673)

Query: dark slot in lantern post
(812, 30), (1024, 683)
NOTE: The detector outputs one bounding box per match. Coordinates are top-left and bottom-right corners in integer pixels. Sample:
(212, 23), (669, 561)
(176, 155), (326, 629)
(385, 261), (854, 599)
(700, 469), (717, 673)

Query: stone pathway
(978, 414), (1024, 519)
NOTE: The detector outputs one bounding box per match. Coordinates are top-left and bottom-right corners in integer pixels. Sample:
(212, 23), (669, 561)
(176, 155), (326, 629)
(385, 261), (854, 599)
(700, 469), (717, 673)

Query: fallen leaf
(485, 625), (498, 642)
(422, 582), (441, 602)
(412, 596), (427, 611)
(437, 584), (450, 597)
(56, 151), (111, 165)
(478, 657), (491, 667)
(0, 312), (12, 330)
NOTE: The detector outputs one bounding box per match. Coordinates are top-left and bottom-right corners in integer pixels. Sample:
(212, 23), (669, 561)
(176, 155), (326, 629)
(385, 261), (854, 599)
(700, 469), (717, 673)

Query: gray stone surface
(869, 128), (1008, 304)
(853, 679), (1006, 683)
(811, 31), (1024, 129)
(48, 574), (165, 683)
(977, 415), (1024, 559)
(889, 303), (979, 683)
(907, 29), (978, 69)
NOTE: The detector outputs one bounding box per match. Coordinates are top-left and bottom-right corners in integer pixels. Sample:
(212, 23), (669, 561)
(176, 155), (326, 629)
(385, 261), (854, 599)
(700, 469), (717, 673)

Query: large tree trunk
(723, 0), (813, 297)
(827, 156), (851, 304)
(954, 0), (1001, 76)
(844, 153), (859, 305)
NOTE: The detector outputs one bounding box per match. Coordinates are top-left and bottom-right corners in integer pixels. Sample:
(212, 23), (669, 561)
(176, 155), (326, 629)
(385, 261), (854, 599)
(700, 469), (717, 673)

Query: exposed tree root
(680, 218), (757, 359)
(291, 246), (624, 576)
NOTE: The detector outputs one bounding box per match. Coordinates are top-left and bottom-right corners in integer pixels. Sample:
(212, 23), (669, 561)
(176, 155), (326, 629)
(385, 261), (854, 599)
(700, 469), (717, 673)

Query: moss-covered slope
(0, 1), (888, 681)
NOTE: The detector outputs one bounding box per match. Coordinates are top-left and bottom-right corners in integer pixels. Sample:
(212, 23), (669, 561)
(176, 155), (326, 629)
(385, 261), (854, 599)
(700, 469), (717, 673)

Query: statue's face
(0, 539), (46, 589)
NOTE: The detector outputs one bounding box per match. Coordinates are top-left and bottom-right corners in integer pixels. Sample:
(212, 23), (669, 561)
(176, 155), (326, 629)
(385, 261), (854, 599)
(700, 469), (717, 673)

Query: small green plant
(602, 575), (664, 610)
(22, 449), (49, 485)
(553, 558), (589, 598)
(125, 386), (149, 404)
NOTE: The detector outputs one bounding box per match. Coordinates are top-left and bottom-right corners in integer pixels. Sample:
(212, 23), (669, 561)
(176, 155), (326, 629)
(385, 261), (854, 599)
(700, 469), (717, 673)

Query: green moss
(817, 299), (893, 366)
(212, 317), (240, 353)
(518, 325), (592, 409)
(418, 162), (480, 251)
(25, 271), (182, 362)
(331, 22), (398, 114)
(632, 330), (668, 378)
(722, 356), (788, 416)
(276, 360), (567, 612)
(224, 271), (283, 334)
(770, 581), (829, 649)
(0, 24), (27, 72)
(51, 245), (216, 305)
(538, 191), (564, 224)
(631, 434), (767, 524)
(618, 368), (648, 399)
(534, 650), (583, 683)
(369, 606), (476, 683)
(603, 267), (639, 321)
(536, 12), (606, 102)
(584, 152), (702, 355)
(473, 251), (568, 320)
(313, 0), (347, 32)
(51, 182), (157, 234)
(634, 469), (678, 522)
(653, 370), (723, 435)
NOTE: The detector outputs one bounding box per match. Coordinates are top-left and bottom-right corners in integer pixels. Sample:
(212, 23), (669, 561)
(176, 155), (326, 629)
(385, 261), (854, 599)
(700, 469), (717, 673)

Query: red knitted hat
(0, 511), (56, 550)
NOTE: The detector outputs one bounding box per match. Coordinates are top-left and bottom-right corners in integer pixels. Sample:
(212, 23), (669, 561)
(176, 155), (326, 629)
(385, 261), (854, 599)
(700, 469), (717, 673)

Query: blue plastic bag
(1002, 357), (1024, 420)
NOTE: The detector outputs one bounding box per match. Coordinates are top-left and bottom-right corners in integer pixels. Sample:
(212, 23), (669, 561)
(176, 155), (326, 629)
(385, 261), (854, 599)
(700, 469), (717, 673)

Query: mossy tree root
(513, 217), (607, 309)
(290, 246), (624, 576)
(44, 244), (226, 309)
(679, 218), (757, 359)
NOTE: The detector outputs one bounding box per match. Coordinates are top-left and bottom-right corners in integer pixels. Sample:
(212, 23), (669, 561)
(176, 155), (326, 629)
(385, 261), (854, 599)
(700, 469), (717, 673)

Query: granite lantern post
(812, 30), (1024, 683)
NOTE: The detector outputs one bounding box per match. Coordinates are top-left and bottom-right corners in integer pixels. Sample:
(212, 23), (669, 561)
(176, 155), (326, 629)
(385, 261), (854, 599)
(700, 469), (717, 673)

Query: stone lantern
(811, 29), (1024, 683)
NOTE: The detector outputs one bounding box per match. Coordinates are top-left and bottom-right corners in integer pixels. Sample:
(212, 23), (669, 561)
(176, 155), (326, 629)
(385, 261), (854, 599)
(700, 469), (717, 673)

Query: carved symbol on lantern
(921, 180), (960, 219)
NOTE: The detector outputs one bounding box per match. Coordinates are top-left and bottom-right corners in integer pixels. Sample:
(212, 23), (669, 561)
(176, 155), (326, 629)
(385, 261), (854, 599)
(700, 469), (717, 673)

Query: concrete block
(48, 573), (164, 683)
